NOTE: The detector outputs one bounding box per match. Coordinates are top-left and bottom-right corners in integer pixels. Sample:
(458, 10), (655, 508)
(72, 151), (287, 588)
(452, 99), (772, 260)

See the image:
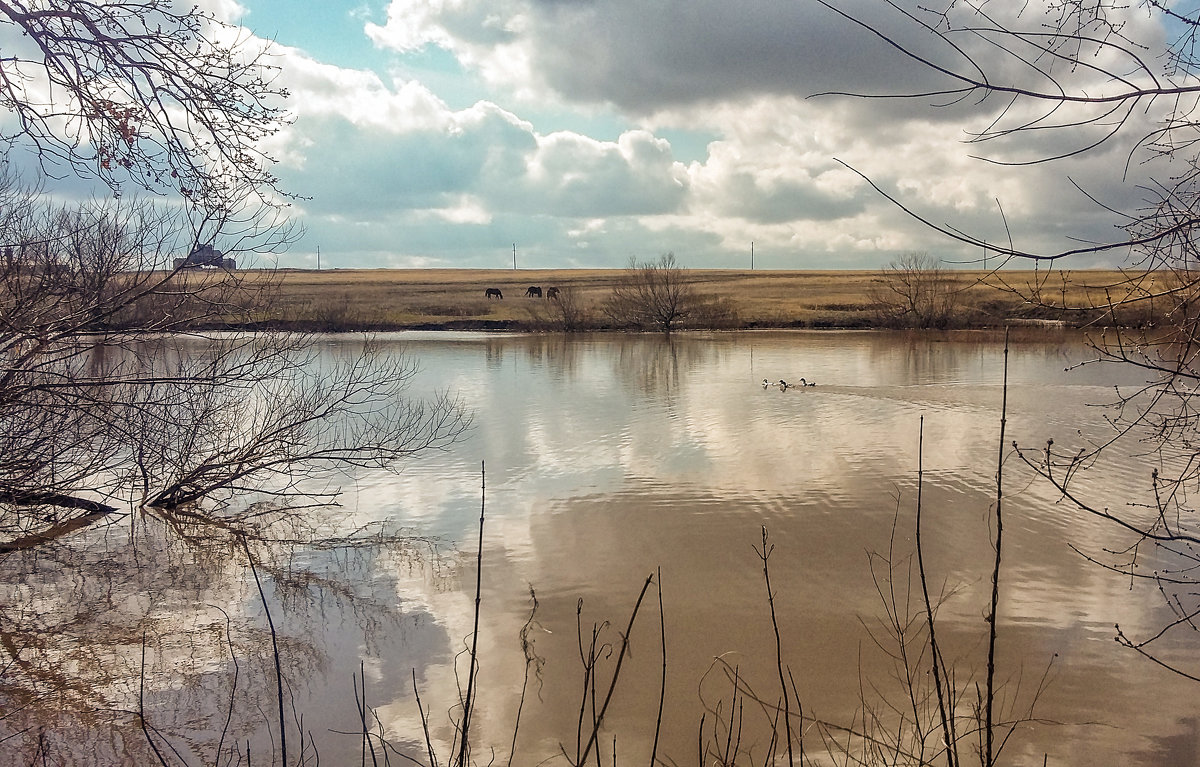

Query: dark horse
(525, 286), (542, 298)
(485, 288), (503, 299)
(546, 286), (560, 299)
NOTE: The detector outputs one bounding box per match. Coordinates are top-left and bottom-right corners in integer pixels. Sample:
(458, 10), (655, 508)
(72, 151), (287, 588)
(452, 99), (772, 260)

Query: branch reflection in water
(3, 330), (1197, 766)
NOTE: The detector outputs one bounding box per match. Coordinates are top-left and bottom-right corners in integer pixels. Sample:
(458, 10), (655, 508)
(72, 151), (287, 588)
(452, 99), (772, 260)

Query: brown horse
(525, 286), (542, 298)
(546, 286), (560, 299)
(485, 287), (503, 299)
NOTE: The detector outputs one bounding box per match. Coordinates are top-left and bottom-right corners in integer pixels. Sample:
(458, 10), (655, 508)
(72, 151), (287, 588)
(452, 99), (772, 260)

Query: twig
(578, 573), (656, 766)
(722, 665), (740, 764)
(785, 668), (801, 765)
(212, 604), (240, 763)
(356, 661), (380, 767)
(242, 534), (288, 767)
(413, 668), (439, 767)
(756, 526), (794, 767)
(650, 567), (666, 767)
(508, 586), (544, 767)
(139, 630), (171, 767)
(572, 605), (603, 765)
(916, 416), (957, 767)
(455, 460), (487, 767)
(986, 327), (1011, 766)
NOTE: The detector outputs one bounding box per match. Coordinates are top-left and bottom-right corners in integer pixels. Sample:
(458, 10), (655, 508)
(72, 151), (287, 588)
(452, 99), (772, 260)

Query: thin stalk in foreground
(456, 461), (487, 767)
(578, 573), (656, 766)
(757, 526), (794, 767)
(139, 631), (170, 767)
(243, 535), (287, 767)
(508, 586), (543, 767)
(916, 416), (957, 767)
(650, 567), (666, 767)
(414, 667), (439, 767)
(986, 328), (1010, 766)
(355, 661), (380, 767)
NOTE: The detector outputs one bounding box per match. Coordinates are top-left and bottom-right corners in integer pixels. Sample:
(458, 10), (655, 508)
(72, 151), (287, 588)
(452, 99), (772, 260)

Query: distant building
(173, 244), (236, 270)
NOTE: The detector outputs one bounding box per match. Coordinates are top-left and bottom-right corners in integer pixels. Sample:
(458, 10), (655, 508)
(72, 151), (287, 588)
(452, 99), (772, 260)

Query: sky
(53, 1), (1193, 270)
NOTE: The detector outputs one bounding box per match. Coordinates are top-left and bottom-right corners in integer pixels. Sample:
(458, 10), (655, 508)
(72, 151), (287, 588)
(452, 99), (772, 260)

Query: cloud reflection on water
(346, 330), (1194, 767)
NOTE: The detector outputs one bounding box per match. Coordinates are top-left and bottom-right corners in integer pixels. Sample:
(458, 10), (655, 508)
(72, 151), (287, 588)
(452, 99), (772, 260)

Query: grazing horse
(525, 286), (543, 298)
(485, 287), (503, 300)
(546, 286), (560, 299)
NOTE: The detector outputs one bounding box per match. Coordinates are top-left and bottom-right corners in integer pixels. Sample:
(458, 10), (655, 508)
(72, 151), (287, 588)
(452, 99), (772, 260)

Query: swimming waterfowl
(799, 378), (816, 387)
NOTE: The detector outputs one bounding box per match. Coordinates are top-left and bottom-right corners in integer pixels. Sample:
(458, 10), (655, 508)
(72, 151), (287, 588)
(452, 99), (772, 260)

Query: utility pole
(513, 243), (517, 270)
(317, 245), (320, 271)
(751, 241), (755, 271)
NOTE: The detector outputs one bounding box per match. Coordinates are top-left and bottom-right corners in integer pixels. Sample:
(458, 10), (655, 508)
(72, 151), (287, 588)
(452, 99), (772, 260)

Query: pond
(6, 329), (1199, 766)
(288, 330), (1197, 767)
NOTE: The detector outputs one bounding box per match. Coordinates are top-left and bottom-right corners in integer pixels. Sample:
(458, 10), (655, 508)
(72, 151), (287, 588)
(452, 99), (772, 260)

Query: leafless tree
(869, 252), (963, 328)
(0, 0), (473, 546)
(544, 286), (591, 332)
(0, 5), (469, 762)
(0, 0), (285, 207)
(603, 253), (702, 333)
(822, 0), (1200, 676)
(0, 184), (467, 550)
(816, 0), (1200, 265)
(0, 180), (469, 765)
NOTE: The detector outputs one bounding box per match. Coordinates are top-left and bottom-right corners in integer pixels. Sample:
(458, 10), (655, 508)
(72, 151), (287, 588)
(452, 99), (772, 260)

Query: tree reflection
(610, 335), (715, 397)
(0, 512), (454, 765)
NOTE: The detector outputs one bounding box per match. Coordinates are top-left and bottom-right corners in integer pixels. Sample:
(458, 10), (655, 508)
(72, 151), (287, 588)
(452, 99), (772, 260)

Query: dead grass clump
(686, 295), (741, 329)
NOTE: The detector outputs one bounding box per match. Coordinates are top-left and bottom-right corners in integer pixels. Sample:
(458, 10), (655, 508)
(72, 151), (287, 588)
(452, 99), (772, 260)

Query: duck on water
(765, 378), (816, 391)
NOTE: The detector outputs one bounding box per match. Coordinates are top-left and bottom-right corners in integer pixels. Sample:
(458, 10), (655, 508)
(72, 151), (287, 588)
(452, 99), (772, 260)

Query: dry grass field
(239, 267), (1161, 331)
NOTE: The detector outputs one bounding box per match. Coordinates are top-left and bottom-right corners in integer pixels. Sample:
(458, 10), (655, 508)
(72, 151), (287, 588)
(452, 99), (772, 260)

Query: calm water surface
(294, 330), (1197, 766)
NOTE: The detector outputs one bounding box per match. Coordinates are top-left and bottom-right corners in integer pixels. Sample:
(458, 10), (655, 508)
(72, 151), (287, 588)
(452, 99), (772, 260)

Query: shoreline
(238, 267), (1143, 333)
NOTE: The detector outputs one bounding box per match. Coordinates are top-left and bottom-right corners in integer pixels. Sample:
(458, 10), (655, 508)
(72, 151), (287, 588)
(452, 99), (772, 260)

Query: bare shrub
(603, 253), (716, 332)
(543, 286), (592, 331)
(305, 290), (365, 330)
(690, 293), (741, 329)
(869, 252), (962, 329)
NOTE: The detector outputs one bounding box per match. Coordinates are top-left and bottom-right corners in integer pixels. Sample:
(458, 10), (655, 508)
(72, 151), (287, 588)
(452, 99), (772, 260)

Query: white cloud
(0, 0), (1176, 268)
(363, 0), (457, 52)
(212, 0), (1184, 268)
(510, 129), (687, 217)
(431, 194), (492, 225)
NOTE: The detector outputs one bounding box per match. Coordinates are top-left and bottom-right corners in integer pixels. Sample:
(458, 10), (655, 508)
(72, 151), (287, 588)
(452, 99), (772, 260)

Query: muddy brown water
(7, 329), (1200, 766)
(282, 330), (1197, 766)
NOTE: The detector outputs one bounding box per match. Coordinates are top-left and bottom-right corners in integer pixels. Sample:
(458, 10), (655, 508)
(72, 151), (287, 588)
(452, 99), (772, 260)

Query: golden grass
(236, 267), (1159, 331)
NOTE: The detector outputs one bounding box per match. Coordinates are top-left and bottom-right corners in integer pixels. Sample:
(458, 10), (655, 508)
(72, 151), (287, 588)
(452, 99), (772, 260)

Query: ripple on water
(332, 333), (1200, 767)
